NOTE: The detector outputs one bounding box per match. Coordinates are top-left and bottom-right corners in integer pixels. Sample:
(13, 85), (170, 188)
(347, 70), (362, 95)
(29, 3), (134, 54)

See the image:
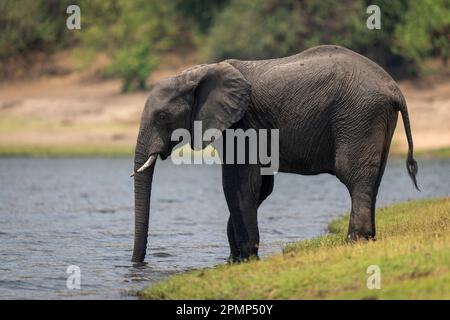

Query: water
(0, 157), (449, 299)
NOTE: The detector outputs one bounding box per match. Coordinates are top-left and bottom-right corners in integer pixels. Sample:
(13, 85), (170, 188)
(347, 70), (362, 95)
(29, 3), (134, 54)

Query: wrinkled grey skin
(132, 45), (418, 263)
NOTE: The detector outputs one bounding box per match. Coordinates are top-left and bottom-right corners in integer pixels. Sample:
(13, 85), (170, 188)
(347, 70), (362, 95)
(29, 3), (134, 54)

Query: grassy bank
(140, 198), (450, 299)
(389, 145), (450, 159)
(0, 144), (134, 157)
(416, 147), (450, 159)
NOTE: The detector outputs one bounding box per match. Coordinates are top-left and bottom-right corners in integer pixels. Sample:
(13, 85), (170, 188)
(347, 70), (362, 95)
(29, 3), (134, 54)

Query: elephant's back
(232, 46), (402, 124)
(229, 45), (399, 99)
(296, 45), (398, 87)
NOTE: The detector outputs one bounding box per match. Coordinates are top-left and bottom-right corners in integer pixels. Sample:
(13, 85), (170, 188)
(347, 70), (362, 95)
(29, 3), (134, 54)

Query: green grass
(140, 198), (450, 300)
(416, 147), (450, 159)
(0, 144), (134, 157)
(0, 117), (137, 133)
(388, 137), (450, 159)
(388, 146), (450, 159)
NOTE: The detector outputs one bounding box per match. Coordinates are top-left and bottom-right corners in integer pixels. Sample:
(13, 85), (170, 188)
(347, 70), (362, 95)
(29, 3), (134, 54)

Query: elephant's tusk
(130, 154), (157, 177)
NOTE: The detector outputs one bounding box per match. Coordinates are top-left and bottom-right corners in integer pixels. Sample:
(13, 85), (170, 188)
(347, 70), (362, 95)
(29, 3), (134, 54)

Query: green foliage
(0, 0), (448, 85)
(0, 0), (72, 59)
(175, 0), (229, 35)
(77, 0), (180, 92)
(204, 0), (363, 61)
(203, 0), (299, 60)
(107, 43), (157, 92)
(394, 0), (450, 66)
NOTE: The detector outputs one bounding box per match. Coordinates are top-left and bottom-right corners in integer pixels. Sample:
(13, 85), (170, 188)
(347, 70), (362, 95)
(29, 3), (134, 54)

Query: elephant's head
(131, 62), (251, 263)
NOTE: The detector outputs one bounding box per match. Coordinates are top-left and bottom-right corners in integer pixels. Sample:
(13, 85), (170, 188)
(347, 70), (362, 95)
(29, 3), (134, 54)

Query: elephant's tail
(394, 95), (419, 191)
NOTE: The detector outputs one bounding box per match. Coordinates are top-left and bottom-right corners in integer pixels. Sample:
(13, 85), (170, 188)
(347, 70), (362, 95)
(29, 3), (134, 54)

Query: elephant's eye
(157, 112), (167, 122)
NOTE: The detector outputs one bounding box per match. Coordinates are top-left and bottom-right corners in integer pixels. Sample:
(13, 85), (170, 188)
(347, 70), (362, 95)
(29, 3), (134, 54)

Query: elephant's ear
(182, 62), (251, 150)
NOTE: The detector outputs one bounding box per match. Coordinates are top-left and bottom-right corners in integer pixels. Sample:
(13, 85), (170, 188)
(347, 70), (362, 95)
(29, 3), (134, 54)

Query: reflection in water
(0, 157), (449, 299)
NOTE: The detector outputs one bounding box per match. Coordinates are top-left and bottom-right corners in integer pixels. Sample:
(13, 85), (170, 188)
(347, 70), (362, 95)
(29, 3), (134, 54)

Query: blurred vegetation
(75, 0), (182, 92)
(0, 0), (448, 90)
(0, 0), (73, 59)
(394, 0), (450, 67)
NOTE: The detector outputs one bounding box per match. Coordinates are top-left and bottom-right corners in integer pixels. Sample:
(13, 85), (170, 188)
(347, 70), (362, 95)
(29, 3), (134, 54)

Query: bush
(204, 0), (364, 61)
(77, 0), (180, 92)
(0, 0), (72, 60)
(204, 1), (295, 60)
(394, 0), (450, 67)
(107, 43), (158, 92)
(175, 0), (230, 35)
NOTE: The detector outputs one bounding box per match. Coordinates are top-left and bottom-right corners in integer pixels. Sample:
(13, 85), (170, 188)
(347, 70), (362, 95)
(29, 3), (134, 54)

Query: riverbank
(0, 144), (134, 157)
(140, 198), (450, 299)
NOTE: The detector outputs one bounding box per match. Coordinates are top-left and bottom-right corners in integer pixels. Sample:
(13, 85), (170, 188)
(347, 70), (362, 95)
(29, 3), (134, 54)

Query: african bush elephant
(131, 45), (418, 263)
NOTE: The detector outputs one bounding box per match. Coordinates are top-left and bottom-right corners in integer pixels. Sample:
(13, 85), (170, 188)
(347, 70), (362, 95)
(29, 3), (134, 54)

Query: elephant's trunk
(132, 149), (156, 263)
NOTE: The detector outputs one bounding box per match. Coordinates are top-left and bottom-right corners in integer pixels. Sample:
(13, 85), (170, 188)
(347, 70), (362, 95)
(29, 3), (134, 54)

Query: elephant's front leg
(227, 217), (241, 263)
(222, 163), (262, 261)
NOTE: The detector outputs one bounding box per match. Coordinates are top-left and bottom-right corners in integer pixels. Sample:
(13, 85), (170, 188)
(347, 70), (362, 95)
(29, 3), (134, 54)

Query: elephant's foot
(227, 242), (259, 263)
(346, 229), (376, 242)
(227, 254), (259, 264)
(241, 254), (260, 262)
(236, 242), (259, 262)
(227, 254), (241, 264)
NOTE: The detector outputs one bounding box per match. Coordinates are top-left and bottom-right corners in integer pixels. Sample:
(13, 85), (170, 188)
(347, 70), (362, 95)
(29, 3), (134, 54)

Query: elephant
(131, 45), (418, 263)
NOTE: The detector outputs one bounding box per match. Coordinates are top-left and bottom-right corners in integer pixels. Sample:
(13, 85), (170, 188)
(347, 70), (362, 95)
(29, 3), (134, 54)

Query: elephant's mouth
(160, 153), (169, 160)
(161, 142), (178, 160)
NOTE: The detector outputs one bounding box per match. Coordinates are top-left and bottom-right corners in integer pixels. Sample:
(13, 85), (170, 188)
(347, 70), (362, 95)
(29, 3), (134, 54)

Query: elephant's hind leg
(347, 178), (379, 241)
(335, 117), (394, 241)
(338, 156), (382, 240)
